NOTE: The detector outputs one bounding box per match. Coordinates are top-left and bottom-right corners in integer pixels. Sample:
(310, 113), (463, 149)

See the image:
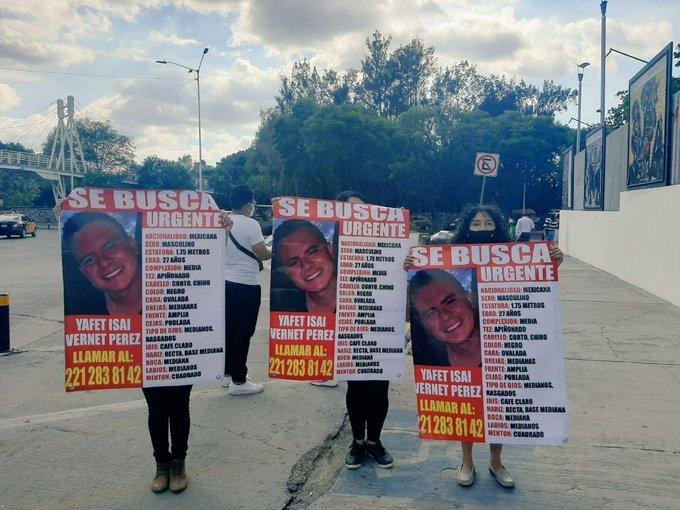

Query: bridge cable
(0, 66), (183, 81)
(0, 101), (57, 135)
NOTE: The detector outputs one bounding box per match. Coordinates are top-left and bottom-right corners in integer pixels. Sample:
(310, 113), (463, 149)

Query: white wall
(560, 184), (680, 307)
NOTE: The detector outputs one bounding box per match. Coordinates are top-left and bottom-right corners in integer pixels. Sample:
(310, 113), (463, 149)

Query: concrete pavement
(1, 230), (679, 509)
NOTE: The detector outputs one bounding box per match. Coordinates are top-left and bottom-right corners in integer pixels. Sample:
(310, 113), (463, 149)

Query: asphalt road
(2, 230), (680, 509)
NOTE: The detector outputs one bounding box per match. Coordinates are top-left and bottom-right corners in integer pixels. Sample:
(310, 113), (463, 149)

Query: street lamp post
(576, 62), (590, 153)
(156, 47), (209, 191)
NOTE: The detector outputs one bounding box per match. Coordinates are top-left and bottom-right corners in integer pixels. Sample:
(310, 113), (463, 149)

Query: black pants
(225, 281), (261, 383)
(346, 380), (390, 442)
(518, 232), (531, 242)
(142, 385), (192, 463)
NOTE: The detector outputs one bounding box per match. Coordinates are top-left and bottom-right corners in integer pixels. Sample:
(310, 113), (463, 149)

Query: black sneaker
(365, 441), (393, 469)
(345, 441), (365, 469)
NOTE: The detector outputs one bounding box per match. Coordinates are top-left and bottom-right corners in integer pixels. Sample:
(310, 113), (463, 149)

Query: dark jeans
(142, 385), (192, 463)
(518, 232), (531, 242)
(346, 380), (390, 442)
(225, 281), (261, 383)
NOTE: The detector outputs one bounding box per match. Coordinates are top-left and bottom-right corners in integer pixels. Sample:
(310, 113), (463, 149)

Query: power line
(200, 81), (261, 112)
(78, 80), (194, 115)
(0, 66), (183, 81)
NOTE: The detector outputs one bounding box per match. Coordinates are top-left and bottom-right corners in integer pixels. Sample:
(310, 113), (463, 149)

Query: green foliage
(135, 156), (195, 190)
(275, 30), (575, 122)
(0, 170), (42, 207)
(0, 141), (41, 206)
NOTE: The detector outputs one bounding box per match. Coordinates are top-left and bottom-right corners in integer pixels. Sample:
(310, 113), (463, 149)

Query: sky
(0, 0), (678, 166)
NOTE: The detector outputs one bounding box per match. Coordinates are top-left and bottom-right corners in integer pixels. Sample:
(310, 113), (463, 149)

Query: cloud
(73, 57), (278, 163)
(149, 31), (198, 46)
(0, 85), (22, 113)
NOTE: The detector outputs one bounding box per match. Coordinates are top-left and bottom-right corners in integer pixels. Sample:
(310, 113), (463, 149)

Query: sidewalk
(1, 240), (679, 509)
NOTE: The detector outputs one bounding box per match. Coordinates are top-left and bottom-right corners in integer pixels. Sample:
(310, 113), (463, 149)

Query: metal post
(600, 0), (608, 210)
(479, 176), (487, 205)
(196, 69), (203, 191)
(600, 1), (607, 132)
(0, 293), (9, 352)
(577, 72), (584, 152)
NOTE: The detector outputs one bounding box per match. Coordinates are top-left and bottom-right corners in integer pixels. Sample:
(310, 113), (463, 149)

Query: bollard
(0, 293), (9, 352)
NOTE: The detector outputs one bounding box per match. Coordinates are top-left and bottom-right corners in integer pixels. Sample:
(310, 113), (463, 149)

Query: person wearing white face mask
(223, 186), (272, 395)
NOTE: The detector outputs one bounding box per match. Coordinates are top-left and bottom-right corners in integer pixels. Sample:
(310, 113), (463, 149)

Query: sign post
(474, 152), (500, 205)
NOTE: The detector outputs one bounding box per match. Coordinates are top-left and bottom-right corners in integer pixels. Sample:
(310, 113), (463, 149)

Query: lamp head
(578, 62), (590, 69)
(155, 60), (167, 64)
(203, 47), (209, 54)
(600, 0), (607, 15)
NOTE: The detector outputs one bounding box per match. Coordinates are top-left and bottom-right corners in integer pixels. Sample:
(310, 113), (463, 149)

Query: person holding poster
(406, 204), (563, 488)
(58, 191), (232, 494)
(223, 186), (271, 395)
(336, 191), (394, 470)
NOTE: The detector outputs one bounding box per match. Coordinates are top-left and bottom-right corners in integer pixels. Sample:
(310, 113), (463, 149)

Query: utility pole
(576, 62), (590, 152)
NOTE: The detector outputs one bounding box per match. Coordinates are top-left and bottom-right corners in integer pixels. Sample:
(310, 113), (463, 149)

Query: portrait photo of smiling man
(271, 219), (338, 313)
(61, 211), (142, 316)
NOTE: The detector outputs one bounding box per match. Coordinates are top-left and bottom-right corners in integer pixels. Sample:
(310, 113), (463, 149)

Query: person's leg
(345, 381), (367, 441)
(223, 282), (233, 383)
(142, 387), (171, 463)
(365, 381), (389, 442)
(168, 385), (192, 460)
(457, 441), (475, 486)
(344, 381), (367, 468)
(168, 385), (192, 493)
(142, 387), (171, 493)
(364, 380), (393, 468)
(489, 443), (514, 488)
(461, 441), (474, 468)
(228, 283), (263, 393)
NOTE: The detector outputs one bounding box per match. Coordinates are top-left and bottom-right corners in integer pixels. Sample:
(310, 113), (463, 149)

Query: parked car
(0, 214), (37, 238)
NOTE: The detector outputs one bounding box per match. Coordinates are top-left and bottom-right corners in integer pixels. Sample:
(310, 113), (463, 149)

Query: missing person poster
(60, 187), (225, 391)
(269, 197), (410, 381)
(408, 243), (569, 445)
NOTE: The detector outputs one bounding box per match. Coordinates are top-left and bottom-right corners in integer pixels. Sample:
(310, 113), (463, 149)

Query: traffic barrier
(0, 293), (9, 352)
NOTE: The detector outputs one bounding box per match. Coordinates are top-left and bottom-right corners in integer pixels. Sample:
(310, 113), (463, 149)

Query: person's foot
(150, 461), (170, 493)
(345, 440), (365, 469)
(457, 464), (475, 486)
(489, 464), (514, 488)
(221, 374), (232, 388)
(169, 459), (188, 493)
(228, 378), (264, 395)
(310, 380), (338, 387)
(365, 440), (393, 469)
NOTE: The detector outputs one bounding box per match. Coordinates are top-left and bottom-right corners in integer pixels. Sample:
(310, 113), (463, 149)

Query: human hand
(53, 199), (65, 219)
(549, 245), (563, 266)
(403, 253), (416, 270)
(220, 210), (233, 235)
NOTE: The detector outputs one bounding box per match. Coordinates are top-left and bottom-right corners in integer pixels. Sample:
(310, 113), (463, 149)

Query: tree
(135, 156), (195, 190)
(42, 117), (135, 172)
(358, 31), (393, 117)
(0, 141), (42, 206)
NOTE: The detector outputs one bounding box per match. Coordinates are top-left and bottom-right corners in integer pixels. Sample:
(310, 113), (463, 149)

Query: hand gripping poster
(268, 197), (410, 381)
(60, 187), (225, 391)
(408, 243), (569, 445)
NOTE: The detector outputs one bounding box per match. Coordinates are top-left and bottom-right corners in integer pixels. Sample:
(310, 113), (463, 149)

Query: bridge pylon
(47, 95), (87, 201)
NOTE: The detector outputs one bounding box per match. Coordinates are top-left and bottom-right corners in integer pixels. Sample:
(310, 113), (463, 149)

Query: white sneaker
(310, 380), (338, 387)
(228, 379), (264, 395)
(221, 375), (232, 388)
